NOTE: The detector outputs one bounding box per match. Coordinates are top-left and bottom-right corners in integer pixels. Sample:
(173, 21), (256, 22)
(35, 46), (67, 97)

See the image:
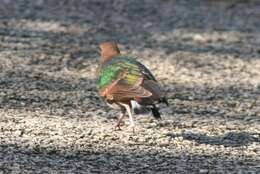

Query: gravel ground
(0, 0), (260, 173)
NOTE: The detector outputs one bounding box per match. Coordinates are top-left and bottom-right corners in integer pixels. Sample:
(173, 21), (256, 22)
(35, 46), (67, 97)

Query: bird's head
(99, 41), (120, 64)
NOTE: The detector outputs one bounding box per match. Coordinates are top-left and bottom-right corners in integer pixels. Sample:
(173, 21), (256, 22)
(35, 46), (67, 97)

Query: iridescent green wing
(124, 57), (157, 81)
(97, 56), (140, 88)
(96, 62), (121, 89)
(96, 56), (152, 99)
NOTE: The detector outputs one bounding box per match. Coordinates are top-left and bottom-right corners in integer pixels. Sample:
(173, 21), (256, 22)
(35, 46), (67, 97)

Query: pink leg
(115, 111), (126, 130)
(119, 103), (135, 133)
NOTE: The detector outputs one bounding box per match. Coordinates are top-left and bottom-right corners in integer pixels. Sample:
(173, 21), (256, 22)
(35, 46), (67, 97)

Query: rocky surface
(0, 0), (260, 173)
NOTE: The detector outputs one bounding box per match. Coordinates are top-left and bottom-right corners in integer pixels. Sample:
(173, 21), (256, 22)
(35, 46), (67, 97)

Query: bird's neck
(101, 51), (120, 64)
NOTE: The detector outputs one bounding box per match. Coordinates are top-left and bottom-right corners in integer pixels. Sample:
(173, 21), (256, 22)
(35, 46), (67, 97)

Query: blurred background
(0, 0), (259, 173)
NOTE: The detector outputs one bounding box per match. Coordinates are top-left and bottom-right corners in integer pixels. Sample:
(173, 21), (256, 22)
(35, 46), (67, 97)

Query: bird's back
(97, 55), (166, 105)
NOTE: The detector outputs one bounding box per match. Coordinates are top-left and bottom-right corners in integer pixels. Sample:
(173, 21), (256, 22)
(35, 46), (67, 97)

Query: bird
(96, 41), (168, 132)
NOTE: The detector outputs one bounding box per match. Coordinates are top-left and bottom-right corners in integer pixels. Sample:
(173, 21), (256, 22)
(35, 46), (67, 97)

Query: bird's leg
(119, 103), (135, 133)
(115, 109), (126, 130)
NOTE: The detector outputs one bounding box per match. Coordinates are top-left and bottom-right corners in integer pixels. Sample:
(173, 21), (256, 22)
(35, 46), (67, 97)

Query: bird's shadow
(166, 131), (260, 147)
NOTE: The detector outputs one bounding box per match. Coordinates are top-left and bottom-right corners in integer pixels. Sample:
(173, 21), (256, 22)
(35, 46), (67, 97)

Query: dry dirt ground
(0, 0), (260, 173)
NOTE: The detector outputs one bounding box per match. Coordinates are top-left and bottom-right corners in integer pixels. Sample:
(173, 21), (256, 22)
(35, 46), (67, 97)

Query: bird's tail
(131, 100), (161, 119)
(131, 100), (149, 114)
(160, 97), (169, 106)
(151, 105), (161, 119)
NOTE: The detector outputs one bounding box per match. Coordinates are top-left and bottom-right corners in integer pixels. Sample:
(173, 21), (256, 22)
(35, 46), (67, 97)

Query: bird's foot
(129, 124), (135, 134)
(131, 127), (135, 134)
(114, 124), (122, 131)
(114, 120), (125, 131)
